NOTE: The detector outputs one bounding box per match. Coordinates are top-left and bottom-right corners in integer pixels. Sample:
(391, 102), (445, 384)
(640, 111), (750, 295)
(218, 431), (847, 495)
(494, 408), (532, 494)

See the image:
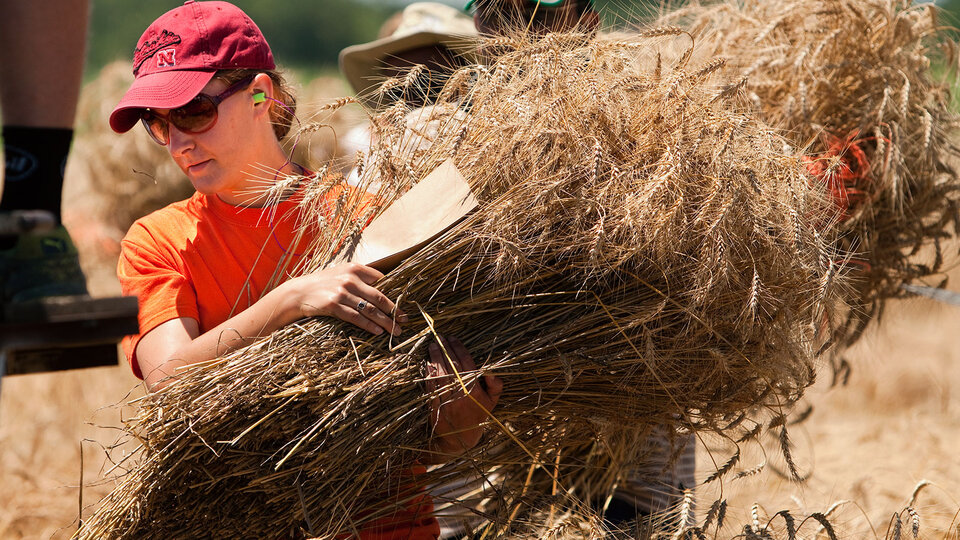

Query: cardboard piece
(335, 159), (478, 272)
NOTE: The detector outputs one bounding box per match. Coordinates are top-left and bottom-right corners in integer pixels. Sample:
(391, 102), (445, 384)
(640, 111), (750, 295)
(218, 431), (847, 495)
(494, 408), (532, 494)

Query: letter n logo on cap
(156, 49), (177, 68)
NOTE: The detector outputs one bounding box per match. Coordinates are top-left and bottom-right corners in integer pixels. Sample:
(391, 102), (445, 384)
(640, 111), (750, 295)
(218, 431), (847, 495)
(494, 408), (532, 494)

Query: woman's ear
(250, 72), (275, 117)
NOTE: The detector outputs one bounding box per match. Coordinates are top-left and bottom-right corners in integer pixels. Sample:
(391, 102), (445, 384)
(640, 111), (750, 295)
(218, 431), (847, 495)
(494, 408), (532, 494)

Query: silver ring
(357, 300), (367, 312)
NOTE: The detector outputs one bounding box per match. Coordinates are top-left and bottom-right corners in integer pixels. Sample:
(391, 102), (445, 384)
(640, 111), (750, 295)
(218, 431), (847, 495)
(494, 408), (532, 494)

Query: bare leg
(0, 0), (90, 299)
(0, 0), (89, 128)
(0, 1), (138, 376)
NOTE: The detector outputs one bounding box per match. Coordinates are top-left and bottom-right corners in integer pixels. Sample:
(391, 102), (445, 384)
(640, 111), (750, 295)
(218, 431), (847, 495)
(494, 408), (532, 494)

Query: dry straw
(80, 0), (959, 538)
(658, 0), (960, 349)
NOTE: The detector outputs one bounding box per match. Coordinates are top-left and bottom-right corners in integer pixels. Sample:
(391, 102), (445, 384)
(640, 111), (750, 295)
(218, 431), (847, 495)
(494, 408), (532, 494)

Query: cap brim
(109, 70), (217, 133)
(339, 31), (478, 101)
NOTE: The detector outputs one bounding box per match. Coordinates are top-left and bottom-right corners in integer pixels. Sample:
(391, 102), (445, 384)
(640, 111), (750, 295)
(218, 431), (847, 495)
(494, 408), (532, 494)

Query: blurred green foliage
(87, 1), (960, 78)
(938, 0), (960, 29)
(87, 0), (674, 77)
(87, 0), (394, 76)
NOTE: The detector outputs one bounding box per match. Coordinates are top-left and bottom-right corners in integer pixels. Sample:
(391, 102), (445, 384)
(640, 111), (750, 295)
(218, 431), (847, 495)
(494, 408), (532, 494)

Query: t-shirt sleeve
(117, 224), (200, 379)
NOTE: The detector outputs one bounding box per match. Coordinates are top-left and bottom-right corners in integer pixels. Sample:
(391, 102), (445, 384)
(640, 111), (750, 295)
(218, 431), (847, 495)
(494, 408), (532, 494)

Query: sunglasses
(140, 74), (257, 145)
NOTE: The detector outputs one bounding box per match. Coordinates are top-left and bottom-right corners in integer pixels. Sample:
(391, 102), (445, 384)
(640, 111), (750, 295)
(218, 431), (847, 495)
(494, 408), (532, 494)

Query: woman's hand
(281, 262), (406, 336)
(425, 336), (503, 463)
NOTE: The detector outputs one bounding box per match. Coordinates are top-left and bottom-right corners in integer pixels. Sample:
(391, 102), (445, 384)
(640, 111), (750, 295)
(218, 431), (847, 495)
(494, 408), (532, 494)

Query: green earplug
(253, 92), (266, 104)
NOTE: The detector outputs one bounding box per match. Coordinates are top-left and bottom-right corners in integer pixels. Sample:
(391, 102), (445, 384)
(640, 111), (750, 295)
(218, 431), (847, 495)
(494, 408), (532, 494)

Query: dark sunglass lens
(170, 96), (217, 133)
(141, 114), (169, 145)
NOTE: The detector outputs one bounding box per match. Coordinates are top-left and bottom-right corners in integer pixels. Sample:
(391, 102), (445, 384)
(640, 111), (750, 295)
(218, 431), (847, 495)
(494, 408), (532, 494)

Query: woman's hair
(216, 68), (297, 141)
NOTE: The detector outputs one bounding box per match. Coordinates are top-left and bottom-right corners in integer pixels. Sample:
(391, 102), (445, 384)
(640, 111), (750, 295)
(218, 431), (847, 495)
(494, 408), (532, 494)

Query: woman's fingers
(346, 262), (385, 285)
(306, 263), (406, 336)
(429, 336), (500, 412)
(343, 263), (408, 320)
(350, 282), (405, 335)
(329, 301), (390, 336)
(349, 279), (394, 314)
(425, 359), (439, 394)
(428, 341), (443, 364)
(447, 337), (476, 371)
(429, 339), (459, 399)
(481, 374), (503, 408)
(443, 337), (496, 410)
(433, 336), (475, 374)
(424, 336), (505, 459)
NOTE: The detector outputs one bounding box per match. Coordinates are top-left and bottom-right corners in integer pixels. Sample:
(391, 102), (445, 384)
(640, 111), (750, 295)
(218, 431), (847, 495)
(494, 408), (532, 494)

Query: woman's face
(155, 76), (272, 205)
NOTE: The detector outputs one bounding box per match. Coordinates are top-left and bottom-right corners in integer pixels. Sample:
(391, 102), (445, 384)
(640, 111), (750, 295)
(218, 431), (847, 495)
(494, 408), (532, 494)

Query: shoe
(0, 225), (89, 305)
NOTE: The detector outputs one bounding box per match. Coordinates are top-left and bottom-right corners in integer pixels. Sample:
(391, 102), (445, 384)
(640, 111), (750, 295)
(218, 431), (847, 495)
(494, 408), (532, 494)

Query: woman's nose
(167, 124), (195, 155)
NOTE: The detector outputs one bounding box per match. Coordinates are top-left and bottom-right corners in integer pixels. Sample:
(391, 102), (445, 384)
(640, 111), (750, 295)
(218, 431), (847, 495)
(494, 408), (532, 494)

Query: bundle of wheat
(79, 27), (847, 538)
(657, 0), (960, 347)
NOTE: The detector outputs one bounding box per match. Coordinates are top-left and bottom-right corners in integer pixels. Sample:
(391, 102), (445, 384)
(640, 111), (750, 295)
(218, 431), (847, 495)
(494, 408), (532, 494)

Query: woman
(110, 2), (501, 538)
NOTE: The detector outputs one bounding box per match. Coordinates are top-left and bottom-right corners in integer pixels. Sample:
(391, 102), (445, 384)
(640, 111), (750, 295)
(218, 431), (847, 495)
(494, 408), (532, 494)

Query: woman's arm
(136, 263), (406, 390)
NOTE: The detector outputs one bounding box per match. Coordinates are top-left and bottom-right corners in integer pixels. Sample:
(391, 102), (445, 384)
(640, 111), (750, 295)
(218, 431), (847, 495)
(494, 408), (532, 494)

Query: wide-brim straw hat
(339, 2), (479, 100)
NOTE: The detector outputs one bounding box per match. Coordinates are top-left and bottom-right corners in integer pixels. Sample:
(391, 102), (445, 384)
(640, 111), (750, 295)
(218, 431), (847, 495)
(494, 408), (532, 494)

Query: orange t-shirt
(348, 464), (441, 540)
(117, 183), (440, 540)
(118, 185), (324, 378)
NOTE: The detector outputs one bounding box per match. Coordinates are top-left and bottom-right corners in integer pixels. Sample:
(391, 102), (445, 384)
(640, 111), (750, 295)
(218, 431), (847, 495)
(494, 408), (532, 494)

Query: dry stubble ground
(697, 282), (960, 537)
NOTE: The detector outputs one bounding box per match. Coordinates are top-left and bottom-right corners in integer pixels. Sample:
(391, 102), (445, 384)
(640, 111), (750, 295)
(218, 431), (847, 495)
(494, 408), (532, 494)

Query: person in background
(340, 2), (479, 111)
(340, 0), (696, 535)
(469, 0), (600, 35)
(338, 2), (479, 189)
(110, 2), (501, 537)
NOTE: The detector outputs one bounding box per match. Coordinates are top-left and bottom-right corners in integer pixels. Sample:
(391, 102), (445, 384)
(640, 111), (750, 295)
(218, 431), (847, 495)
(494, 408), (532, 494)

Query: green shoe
(1, 226), (89, 304)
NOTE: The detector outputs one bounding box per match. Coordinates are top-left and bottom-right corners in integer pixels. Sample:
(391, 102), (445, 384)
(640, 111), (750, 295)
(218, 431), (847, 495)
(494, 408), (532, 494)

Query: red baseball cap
(109, 0), (275, 133)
